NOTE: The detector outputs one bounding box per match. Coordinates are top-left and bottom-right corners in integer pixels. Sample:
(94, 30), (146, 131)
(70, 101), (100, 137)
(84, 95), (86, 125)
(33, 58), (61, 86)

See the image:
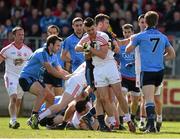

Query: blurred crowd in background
(0, 0), (179, 48)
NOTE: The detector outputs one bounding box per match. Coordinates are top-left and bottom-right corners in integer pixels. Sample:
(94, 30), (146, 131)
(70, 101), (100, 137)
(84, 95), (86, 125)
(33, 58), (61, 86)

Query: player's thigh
(54, 87), (64, 96)
(93, 66), (108, 88)
(97, 86), (109, 100)
(110, 82), (123, 98)
(17, 83), (25, 99)
(142, 85), (155, 102)
(4, 75), (18, 97)
(106, 61), (121, 85)
(65, 78), (83, 98)
(29, 81), (46, 96)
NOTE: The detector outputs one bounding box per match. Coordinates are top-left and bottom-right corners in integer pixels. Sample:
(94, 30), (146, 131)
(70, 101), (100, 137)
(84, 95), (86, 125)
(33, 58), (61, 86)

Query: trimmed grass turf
(0, 117), (180, 138)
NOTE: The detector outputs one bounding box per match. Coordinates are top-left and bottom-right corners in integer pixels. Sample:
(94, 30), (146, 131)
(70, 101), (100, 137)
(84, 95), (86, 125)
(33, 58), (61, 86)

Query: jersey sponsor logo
(10, 52), (16, 55)
(122, 52), (134, 60)
(13, 58), (24, 66)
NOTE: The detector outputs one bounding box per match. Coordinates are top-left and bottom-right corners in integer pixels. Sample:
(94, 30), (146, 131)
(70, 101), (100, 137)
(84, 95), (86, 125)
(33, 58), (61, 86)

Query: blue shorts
(19, 77), (45, 92)
(140, 70), (164, 87)
(85, 59), (94, 89)
(43, 70), (63, 87)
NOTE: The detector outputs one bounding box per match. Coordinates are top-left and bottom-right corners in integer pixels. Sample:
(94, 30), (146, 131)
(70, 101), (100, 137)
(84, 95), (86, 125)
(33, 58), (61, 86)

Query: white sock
(157, 115), (162, 122)
(140, 117), (146, 123)
(10, 115), (16, 124)
(39, 109), (52, 121)
(123, 113), (131, 122)
(108, 116), (116, 125)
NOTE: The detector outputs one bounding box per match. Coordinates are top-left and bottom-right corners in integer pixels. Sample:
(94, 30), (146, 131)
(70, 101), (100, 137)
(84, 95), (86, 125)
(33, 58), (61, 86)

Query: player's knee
(10, 95), (17, 104)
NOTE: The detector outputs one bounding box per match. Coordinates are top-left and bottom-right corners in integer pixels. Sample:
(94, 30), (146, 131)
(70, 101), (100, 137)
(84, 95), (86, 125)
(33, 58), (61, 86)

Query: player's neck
(74, 32), (83, 39)
(13, 41), (23, 49)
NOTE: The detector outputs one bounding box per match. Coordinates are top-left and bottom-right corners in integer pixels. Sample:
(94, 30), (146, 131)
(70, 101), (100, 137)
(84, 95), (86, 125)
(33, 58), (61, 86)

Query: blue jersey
(20, 47), (59, 80)
(131, 28), (171, 72)
(119, 45), (136, 78)
(62, 33), (84, 71)
(43, 43), (64, 68)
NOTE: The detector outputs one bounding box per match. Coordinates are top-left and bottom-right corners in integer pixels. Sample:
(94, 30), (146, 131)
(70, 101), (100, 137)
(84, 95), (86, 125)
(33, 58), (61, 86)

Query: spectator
(5, 19), (14, 32)
(24, 8), (40, 32)
(0, 0), (10, 24)
(40, 8), (57, 32)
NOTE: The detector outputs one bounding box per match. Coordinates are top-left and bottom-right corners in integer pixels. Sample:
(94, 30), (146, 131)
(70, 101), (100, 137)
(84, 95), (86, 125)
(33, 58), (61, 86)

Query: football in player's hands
(83, 43), (91, 52)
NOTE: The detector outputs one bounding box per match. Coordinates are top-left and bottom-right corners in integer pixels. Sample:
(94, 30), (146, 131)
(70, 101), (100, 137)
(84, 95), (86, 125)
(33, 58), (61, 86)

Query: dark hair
(122, 24), (134, 31)
(12, 26), (24, 35)
(95, 13), (110, 25)
(72, 17), (83, 24)
(138, 14), (145, 22)
(75, 100), (87, 113)
(47, 25), (60, 34)
(84, 17), (95, 27)
(145, 11), (159, 27)
(46, 35), (62, 47)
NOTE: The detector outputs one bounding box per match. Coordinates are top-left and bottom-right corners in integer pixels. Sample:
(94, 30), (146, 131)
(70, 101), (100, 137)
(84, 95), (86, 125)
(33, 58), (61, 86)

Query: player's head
(12, 26), (24, 43)
(138, 14), (145, 31)
(75, 100), (88, 114)
(47, 25), (60, 36)
(95, 13), (110, 31)
(122, 24), (134, 38)
(144, 11), (159, 28)
(46, 35), (62, 54)
(84, 17), (96, 37)
(72, 17), (84, 35)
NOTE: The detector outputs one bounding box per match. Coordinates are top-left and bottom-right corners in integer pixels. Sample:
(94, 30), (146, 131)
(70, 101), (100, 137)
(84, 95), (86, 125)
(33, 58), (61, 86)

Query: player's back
(137, 28), (170, 72)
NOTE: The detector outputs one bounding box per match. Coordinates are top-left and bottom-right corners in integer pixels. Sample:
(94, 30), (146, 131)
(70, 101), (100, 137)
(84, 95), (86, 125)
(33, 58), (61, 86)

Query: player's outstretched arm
(44, 62), (70, 80)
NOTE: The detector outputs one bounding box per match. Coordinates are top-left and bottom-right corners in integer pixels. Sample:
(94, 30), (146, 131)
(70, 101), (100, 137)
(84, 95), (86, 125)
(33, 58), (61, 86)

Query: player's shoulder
(97, 31), (109, 40)
(0, 42), (14, 53)
(22, 44), (32, 52)
(66, 33), (78, 40)
(97, 31), (108, 36)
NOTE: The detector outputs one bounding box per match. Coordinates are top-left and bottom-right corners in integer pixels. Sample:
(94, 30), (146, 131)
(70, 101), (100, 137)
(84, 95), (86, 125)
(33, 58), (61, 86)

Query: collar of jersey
(145, 27), (156, 30)
(44, 47), (53, 56)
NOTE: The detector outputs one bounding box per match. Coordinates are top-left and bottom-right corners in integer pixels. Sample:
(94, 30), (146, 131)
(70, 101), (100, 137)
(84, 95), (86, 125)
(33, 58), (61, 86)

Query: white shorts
(94, 61), (121, 87)
(4, 74), (24, 99)
(64, 77), (84, 98)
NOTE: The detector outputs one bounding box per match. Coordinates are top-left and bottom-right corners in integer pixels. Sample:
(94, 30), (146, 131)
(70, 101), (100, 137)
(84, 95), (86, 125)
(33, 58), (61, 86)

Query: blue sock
(86, 107), (96, 118)
(146, 102), (155, 128)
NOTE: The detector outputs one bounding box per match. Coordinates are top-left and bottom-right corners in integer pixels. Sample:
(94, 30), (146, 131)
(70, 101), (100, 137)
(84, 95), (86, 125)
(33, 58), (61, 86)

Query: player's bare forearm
(117, 38), (130, 46)
(90, 46), (107, 59)
(75, 45), (84, 52)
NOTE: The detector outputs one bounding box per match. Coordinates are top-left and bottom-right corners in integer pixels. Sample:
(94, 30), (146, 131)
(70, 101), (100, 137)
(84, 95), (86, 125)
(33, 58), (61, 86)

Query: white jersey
(65, 62), (86, 97)
(0, 42), (32, 77)
(135, 46), (141, 87)
(78, 31), (114, 66)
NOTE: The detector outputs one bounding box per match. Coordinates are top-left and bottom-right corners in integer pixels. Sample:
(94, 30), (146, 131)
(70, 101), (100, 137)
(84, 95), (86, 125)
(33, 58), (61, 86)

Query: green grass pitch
(0, 117), (180, 138)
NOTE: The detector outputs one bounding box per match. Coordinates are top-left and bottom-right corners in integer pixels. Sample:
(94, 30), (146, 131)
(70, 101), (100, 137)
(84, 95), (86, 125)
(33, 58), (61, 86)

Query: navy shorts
(43, 70), (63, 87)
(140, 70), (164, 87)
(85, 59), (95, 89)
(121, 77), (140, 93)
(19, 77), (45, 92)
